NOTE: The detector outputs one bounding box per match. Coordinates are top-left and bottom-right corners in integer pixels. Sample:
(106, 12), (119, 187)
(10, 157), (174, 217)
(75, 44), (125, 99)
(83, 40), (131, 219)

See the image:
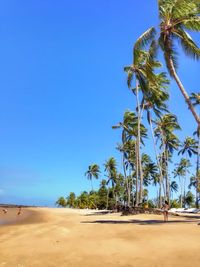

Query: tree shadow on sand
(81, 219), (200, 225)
(84, 211), (113, 216)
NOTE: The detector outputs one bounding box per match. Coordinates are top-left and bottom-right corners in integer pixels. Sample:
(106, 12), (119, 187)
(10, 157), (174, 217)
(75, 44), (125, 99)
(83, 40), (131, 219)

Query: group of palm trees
(84, 0), (200, 209)
(57, 1), (200, 210)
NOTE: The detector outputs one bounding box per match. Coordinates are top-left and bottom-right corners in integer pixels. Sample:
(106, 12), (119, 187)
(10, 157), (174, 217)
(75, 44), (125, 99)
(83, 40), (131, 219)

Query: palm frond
(174, 29), (200, 60)
(134, 27), (156, 50)
(183, 17), (200, 32)
(172, 0), (198, 19)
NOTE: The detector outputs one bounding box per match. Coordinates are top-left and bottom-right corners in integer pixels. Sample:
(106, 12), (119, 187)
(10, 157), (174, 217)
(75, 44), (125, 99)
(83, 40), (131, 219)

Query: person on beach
(2, 209), (8, 214)
(17, 206), (22, 215)
(162, 200), (169, 222)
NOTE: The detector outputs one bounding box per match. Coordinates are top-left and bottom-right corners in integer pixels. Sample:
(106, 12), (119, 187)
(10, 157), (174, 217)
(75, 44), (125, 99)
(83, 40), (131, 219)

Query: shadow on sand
(81, 219), (200, 225)
(84, 211), (113, 216)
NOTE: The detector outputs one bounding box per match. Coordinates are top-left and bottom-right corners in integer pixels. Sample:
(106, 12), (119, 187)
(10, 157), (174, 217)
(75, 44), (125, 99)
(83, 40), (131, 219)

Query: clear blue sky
(0, 0), (199, 206)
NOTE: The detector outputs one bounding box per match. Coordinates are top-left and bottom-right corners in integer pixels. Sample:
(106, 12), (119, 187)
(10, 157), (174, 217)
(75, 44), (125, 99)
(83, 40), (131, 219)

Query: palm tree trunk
(149, 115), (163, 208)
(168, 58), (200, 127)
(183, 176), (186, 208)
(136, 80), (144, 205)
(135, 141), (139, 206)
(91, 179), (93, 192)
(122, 154), (130, 206)
(179, 177), (183, 208)
(165, 149), (170, 203)
(106, 187), (109, 210)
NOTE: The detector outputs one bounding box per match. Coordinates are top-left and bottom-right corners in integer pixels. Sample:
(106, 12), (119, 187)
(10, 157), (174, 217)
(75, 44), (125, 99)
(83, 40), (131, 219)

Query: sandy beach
(0, 208), (199, 267)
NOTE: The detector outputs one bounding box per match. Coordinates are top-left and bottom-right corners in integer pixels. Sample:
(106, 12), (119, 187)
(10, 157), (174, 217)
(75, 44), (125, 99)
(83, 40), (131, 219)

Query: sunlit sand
(0, 208), (200, 267)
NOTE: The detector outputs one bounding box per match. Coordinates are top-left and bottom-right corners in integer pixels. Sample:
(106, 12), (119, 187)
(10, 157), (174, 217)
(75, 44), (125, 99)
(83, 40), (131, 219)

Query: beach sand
(0, 208), (200, 267)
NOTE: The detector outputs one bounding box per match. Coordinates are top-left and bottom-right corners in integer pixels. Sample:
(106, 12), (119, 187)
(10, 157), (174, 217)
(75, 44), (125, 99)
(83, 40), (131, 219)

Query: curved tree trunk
(168, 58), (200, 127)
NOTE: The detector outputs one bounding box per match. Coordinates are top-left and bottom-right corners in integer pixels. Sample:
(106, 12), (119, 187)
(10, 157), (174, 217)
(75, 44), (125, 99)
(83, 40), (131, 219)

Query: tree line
(56, 0), (200, 210)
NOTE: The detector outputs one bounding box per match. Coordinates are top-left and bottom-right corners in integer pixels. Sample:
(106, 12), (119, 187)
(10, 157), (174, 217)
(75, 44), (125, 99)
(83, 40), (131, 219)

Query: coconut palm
(155, 113), (180, 201)
(178, 137), (197, 158)
(55, 196), (67, 207)
(113, 110), (147, 206)
(142, 72), (169, 207)
(104, 157), (118, 209)
(179, 136), (198, 207)
(124, 43), (159, 204)
(136, 0), (200, 126)
(184, 191), (195, 208)
(170, 180), (178, 199)
(141, 153), (158, 187)
(173, 158), (191, 207)
(85, 164), (100, 191)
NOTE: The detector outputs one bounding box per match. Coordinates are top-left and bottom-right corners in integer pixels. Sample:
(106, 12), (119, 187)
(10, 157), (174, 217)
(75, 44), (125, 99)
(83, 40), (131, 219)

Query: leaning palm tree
(85, 164), (100, 191)
(136, 0), (200, 126)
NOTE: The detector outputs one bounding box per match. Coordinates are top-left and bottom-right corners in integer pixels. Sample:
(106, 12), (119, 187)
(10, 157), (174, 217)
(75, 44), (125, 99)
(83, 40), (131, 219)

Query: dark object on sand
(121, 206), (164, 216)
(17, 206), (22, 215)
(2, 209), (8, 214)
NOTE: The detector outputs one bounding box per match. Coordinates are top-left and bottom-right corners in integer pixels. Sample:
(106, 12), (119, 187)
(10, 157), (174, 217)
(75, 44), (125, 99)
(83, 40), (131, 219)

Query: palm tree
(142, 72), (169, 207)
(113, 110), (147, 206)
(170, 180), (178, 199)
(55, 197), (67, 207)
(124, 43), (158, 204)
(142, 153), (158, 188)
(85, 164), (100, 191)
(104, 157), (117, 209)
(136, 0), (200, 126)
(173, 158), (191, 207)
(178, 137), (197, 158)
(178, 136), (198, 207)
(184, 191), (195, 208)
(155, 113), (180, 201)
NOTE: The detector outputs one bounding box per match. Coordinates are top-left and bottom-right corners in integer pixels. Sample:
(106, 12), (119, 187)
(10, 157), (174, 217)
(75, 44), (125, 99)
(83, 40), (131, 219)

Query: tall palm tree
(136, 0), (200, 126)
(124, 43), (158, 204)
(104, 157), (118, 209)
(178, 136), (198, 207)
(155, 113), (180, 201)
(142, 72), (169, 207)
(113, 110), (147, 206)
(173, 158), (191, 207)
(85, 164), (100, 191)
